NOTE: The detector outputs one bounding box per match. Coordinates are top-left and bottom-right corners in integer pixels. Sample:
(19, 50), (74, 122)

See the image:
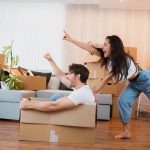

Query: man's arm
(20, 97), (76, 112)
(44, 52), (71, 87)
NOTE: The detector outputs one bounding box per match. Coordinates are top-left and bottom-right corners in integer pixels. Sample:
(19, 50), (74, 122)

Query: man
(20, 52), (95, 112)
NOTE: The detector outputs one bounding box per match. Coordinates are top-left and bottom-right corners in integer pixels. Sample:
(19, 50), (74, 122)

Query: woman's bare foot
(20, 98), (30, 109)
(114, 132), (131, 139)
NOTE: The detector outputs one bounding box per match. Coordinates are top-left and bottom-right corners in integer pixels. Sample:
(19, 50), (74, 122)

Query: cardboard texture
(88, 79), (126, 95)
(84, 54), (100, 63)
(112, 96), (138, 118)
(20, 124), (95, 144)
(86, 62), (107, 79)
(20, 104), (96, 127)
(0, 54), (5, 68)
(10, 68), (46, 90)
(125, 47), (137, 61)
(20, 103), (96, 144)
(17, 75), (46, 90)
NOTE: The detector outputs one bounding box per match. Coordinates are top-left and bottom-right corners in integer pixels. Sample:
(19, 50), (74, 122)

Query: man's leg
(50, 94), (63, 101)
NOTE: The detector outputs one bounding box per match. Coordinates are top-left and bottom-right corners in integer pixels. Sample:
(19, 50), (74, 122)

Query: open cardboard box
(11, 68), (46, 90)
(20, 100), (96, 144)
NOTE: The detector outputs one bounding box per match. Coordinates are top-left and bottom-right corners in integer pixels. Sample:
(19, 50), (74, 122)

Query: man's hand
(63, 30), (72, 41)
(44, 52), (53, 61)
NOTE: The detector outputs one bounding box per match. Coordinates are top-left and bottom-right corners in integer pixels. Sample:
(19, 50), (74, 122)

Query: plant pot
(0, 81), (8, 90)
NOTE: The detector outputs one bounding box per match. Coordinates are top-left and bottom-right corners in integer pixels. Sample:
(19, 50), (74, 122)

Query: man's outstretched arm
(20, 97), (76, 112)
(44, 52), (71, 87)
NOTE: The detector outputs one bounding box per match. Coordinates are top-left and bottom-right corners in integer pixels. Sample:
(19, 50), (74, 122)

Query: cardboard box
(20, 124), (95, 144)
(10, 68), (46, 90)
(87, 79), (126, 95)
(20, 104), (96, 127)
(17, 75), (46, 90)
(125, 47), (137, 61)
(0, 54), (5, 67)
(84, 54), (100, 63)
(20, 103), (96, 144)
(86, 62), (107, 79)
(112, 96), (138, 119)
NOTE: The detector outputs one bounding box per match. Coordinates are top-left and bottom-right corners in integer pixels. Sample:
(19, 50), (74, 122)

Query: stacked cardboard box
(125, 47), (137, 61)
(11, 68), (46, 90)
(84, 54), (125, 95)
(0, 54), (9, 69)
(85, 47), (138, 119)
(20, 101), (96, 144)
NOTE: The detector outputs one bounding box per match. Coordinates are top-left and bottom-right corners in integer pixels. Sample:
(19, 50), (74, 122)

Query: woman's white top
(107, 58), (137, 82)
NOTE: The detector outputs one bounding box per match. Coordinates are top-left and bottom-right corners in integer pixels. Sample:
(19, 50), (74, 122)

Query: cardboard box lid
(20, 104), (96, 127)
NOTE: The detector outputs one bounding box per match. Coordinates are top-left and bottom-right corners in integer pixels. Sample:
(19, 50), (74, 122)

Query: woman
(63, 32), (150, 139)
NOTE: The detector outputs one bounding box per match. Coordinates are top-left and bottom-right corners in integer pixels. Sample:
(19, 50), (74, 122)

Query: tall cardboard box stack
(84, 47), (138, 119)
(84, 54), (120, 94)
(11, 68), (46, 90)
(20, 100), (96, 144)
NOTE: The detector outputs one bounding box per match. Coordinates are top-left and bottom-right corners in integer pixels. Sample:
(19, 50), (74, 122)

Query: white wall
(0, 2), (66, 71)
(0, 3), (150, 72)
(64, 5), (150, 69)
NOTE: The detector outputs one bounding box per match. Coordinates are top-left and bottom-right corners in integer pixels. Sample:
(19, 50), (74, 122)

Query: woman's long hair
(97, 35), (139, 83)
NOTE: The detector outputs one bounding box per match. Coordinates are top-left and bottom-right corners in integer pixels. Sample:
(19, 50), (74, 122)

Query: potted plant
(1, 40), (19, 67)
(0, 69), (22, 90)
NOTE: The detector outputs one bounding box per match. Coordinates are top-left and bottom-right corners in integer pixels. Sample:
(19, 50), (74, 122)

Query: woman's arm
(63, 31), (102, 56)
(93, 72), (114, 94)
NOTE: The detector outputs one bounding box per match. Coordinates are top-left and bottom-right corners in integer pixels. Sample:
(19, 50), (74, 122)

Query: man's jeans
(49, 94), (63, 101)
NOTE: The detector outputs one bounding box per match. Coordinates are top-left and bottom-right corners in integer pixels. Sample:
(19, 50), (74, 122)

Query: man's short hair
(68, 64), (89, 83)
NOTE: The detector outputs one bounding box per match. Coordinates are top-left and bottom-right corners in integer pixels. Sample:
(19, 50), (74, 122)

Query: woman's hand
(63, 30), (72, 42)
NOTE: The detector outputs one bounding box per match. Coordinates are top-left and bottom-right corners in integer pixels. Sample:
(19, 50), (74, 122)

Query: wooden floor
(0, 118), (150, 150)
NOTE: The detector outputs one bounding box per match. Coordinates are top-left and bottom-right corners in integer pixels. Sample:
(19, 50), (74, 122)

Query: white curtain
(0, 2), (66, 71)
(0, 3), (150, 72)
(64, 4), (150, 70)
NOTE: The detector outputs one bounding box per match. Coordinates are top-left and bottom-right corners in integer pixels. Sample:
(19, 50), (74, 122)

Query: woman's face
(103, 38), (112, 58)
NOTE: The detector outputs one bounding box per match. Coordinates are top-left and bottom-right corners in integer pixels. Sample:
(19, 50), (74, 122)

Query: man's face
(66, 71), (77, 87)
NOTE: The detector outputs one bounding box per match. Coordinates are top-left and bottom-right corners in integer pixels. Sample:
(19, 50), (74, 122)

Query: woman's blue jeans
(118, 69), (150, 124)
